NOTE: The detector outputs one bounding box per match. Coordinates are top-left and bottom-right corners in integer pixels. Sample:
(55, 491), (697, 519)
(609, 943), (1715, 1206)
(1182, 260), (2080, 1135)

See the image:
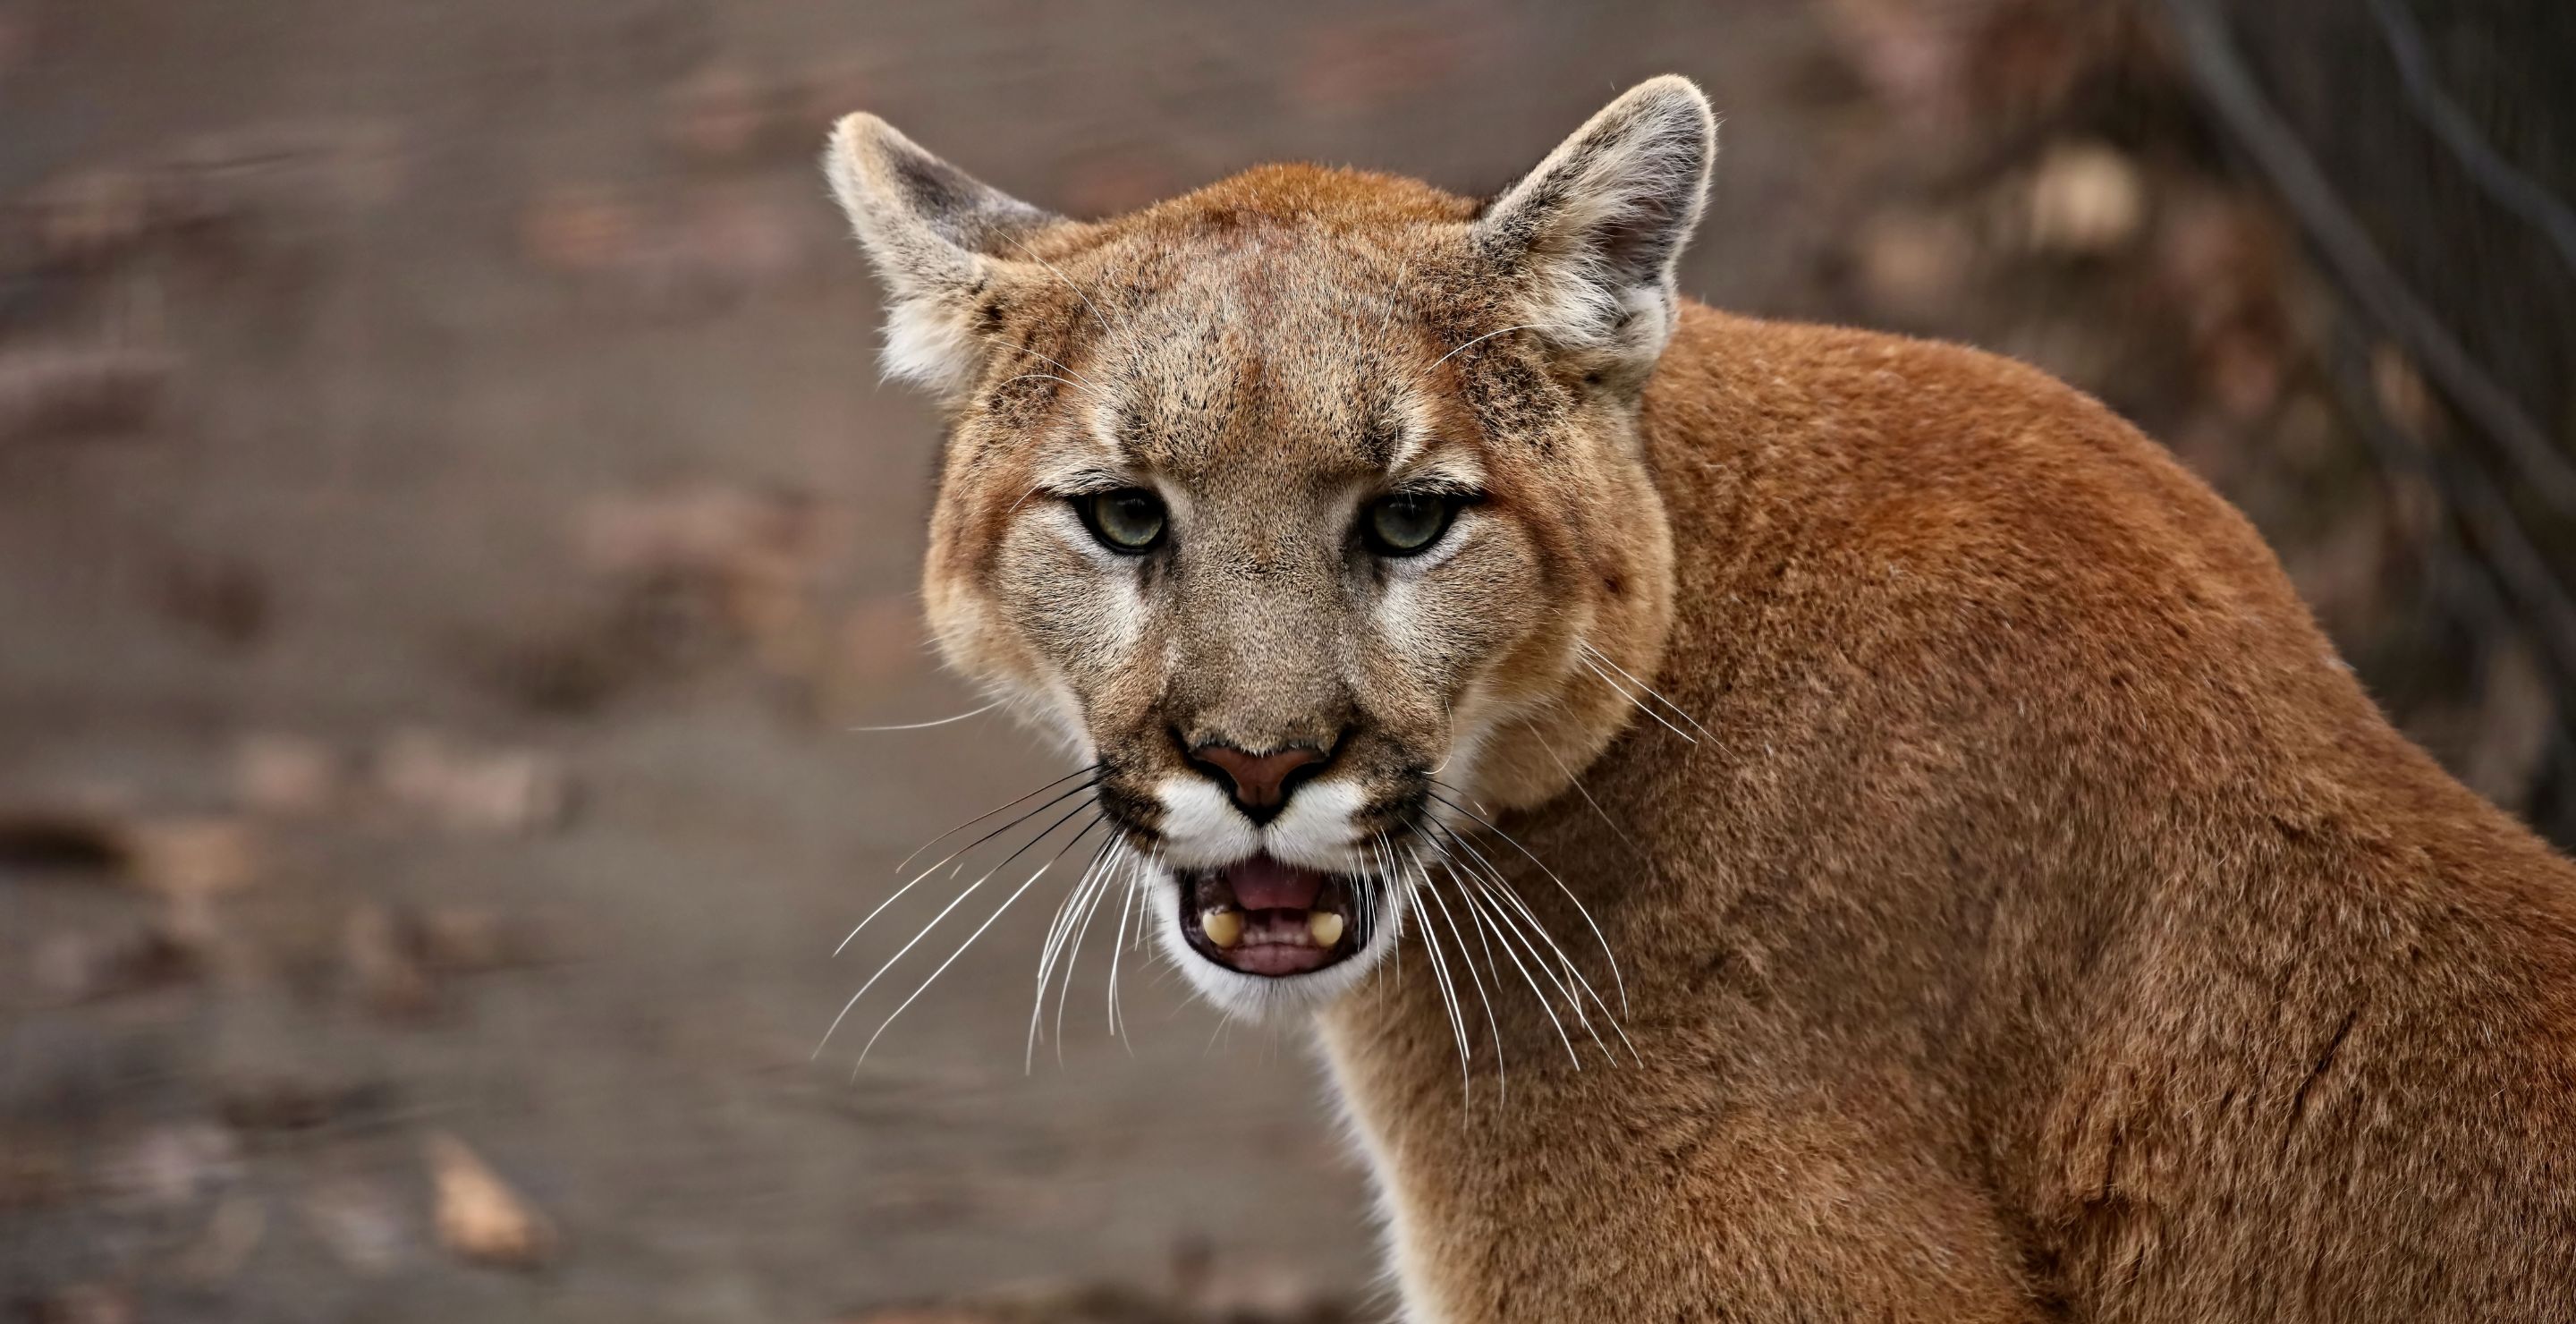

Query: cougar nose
(1188, 743), (1328, 825)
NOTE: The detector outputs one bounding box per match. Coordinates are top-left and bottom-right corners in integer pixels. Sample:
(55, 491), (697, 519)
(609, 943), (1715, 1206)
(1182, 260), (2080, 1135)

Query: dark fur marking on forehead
(1357, 415), (1403, 469)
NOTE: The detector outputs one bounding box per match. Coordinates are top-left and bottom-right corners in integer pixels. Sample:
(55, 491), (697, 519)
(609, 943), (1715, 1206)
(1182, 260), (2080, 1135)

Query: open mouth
(1177, 854), (1366, 977)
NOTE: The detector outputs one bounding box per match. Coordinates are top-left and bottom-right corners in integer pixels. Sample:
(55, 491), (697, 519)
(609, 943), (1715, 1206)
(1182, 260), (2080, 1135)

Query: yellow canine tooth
(1200, 908), (1244, 949)
(1308, 910), (1346, 948)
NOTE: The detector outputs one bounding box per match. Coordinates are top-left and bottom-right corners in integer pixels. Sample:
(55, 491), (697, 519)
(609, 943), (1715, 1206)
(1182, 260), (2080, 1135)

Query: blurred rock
(417, 904), (551, 973)
(0, 1141), (71, 1212)
(376, 730), (571, 835)
(232, 732), (343, 818)
(174, 1192), (267, 1284)
(427, 1132), (557, 1270)
(344, 902), (438, 1020)
(210, 1010), (388, 1133)
(2022, 141), (2145, 256)
(575, 481), (833, 680)
(303, 1175), (411, 1274)
(0, 346), (172, 443)
(340, 900), (547, 1021)
(151, 553), (274, 648)
(1850, 209), (1975, 320)
(103, 1123), (241, 1209)
(123, 816), (263, 900)
(2199, 324), (2285, 420)
(0, 806), (260, 898)
(10, 167), (162, 265)
(2369, 343), (2440, 441)
(1823, 0), (2100, 130)
(24, 1285), (133, 1324)
(29, 921), (196, 1004)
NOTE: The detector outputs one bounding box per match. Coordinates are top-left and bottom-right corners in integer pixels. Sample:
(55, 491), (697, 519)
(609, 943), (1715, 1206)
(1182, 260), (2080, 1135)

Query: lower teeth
(1308, 911), (1346, 947)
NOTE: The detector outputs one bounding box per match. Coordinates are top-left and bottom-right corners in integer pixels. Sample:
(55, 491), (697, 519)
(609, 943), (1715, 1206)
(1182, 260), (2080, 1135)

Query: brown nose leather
(1190, 743), (1326, 818)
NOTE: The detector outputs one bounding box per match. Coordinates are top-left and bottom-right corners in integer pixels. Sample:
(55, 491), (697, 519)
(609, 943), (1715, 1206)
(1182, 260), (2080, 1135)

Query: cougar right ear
(1473, 77), (1715, 387)
(823, 114), (1066, 396)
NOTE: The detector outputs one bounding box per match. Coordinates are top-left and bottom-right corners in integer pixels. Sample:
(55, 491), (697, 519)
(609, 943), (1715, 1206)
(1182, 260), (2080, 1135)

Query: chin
(1147, 853), (1410, 1023)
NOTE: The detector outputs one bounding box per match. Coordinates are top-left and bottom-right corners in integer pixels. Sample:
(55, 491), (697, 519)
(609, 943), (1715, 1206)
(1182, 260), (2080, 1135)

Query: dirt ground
(1, 1), (2555, 1321)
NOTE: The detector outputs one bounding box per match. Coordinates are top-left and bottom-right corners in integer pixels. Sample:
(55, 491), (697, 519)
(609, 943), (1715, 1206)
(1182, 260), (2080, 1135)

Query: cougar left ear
(824, 114), (1067, 397)
(1474, 76), (1716, 386)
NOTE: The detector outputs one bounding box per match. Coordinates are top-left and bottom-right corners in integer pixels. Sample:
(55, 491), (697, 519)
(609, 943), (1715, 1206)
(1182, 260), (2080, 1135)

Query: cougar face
(827, 80), (1707, 1018)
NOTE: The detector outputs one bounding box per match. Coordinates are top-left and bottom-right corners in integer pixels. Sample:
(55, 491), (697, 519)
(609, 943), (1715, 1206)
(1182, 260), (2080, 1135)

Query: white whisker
(1579, 655), (1697, 746)
(1028, 838), (1118, 1071)
(846, 700), (1006, 733)
(1428, 793), (1633, 1019)
(1421, 323), (1546, 378)
(1447, 864), (1580, 1068)
(999, 233), (1115, 338)
(1052, 839), (1124, 1065)
(1580, 640), (1711, 738)
(823, 802), (1096, 1061)
(1106, 853), (1140, 1051)
(856, 824), (1097, 1071)
(1417, 856), (1505, 1105)
(1409, 886), (1475, 1105)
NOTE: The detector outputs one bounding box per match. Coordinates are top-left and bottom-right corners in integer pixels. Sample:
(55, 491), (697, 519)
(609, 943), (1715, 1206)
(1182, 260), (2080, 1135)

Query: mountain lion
(823, 77), (2576, 1321)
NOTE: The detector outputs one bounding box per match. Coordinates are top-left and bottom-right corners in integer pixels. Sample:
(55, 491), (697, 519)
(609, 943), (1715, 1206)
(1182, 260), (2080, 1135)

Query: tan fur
(826, 80), (2576, 1321)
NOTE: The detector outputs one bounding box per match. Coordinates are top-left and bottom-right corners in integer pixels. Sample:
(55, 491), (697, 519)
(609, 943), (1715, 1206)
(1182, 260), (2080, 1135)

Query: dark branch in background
(2161, 0), (2576, 833)
(2364, 0), (2576, 278)
(2162, 0), (2576, 518)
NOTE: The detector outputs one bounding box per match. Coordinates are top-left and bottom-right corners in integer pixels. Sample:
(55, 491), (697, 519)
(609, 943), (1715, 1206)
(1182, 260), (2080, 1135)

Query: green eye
(1362, 491), (1462, 557)
(1080, 488), (1167, 553)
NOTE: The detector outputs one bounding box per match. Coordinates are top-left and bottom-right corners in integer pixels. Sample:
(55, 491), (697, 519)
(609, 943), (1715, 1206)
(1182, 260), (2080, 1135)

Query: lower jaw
(1216, 942), (1349, 977)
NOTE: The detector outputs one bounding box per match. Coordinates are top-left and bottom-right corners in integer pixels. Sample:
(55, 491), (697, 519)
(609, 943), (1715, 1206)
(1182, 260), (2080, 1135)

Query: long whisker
(1426, 789), (1632, 1016)
(1106, 854), (1140, 1051)
(840, 776), (1100, 956)
(996, 372), (1106, 403)
(1579, 640), (1711, 738)
(1419, 323), (1546, 379)
(856, 815), (1105, 1071)
(1443, 845), (1617, 1065)
(820, 801), (1098, 1059)
(1408, 885), (1475, 1106)
(1436, 828), (1640, 1068)
(890, 764), (1099, 882)
(1052, 838), (1124, 1065)
(1445, 861), (1580, 1068)
(1010, 346), (1098, 391)
(999, 233), (1115, 338)
(1578, 656), (1697, 746)
(1415, 850), (1505, 1104)
(1430, 822), (1639, 1070)
(1521, 717), (1644, 859)
(847, 700), (1006, 733)
(1027, 837), (1118, 1071)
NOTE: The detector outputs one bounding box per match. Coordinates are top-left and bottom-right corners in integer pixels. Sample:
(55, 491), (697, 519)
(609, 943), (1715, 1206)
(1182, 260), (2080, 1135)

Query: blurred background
(3, 1), (2571, 1320)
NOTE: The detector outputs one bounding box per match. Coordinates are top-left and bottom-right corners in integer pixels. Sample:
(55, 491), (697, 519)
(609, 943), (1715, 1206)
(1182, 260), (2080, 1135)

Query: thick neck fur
(1319, 303), (2576, 1322)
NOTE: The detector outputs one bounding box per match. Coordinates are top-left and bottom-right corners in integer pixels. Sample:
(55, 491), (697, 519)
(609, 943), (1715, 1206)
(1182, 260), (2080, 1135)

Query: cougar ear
(1474, 76), (1715, 385)
(824, 114), (1066, 396)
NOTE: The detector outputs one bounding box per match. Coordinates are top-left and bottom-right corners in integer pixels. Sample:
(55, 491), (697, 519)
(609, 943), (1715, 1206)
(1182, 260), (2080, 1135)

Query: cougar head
(826, 78), (1708, 1019)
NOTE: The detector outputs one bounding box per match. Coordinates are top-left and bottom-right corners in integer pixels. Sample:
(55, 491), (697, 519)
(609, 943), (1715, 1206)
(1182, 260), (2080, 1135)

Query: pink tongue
(1224, 855), (1326, 912)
